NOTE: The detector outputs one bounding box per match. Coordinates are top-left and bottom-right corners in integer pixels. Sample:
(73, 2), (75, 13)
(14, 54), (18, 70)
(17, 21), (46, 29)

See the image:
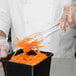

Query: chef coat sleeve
(0, 0), (11, 37)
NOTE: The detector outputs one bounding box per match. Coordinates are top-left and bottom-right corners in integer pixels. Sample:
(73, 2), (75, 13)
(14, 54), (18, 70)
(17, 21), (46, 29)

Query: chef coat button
(25, 20), (29, 24)
(48, 22), (51, 25)
(24, 0), (28, 4)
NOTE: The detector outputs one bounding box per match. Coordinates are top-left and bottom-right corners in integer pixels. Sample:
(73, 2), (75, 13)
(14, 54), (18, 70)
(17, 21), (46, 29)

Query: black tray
(0, 49), (53, 76)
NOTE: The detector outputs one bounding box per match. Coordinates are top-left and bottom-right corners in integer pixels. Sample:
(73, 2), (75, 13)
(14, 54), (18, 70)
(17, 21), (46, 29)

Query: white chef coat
(0, 0), (75, 58)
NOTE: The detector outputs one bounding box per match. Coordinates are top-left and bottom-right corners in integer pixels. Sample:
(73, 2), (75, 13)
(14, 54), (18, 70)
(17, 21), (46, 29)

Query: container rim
(0, 50), (54, 67)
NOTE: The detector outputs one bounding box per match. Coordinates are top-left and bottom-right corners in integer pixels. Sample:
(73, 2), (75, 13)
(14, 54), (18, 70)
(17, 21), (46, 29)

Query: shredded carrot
(9, 34), (47, 66)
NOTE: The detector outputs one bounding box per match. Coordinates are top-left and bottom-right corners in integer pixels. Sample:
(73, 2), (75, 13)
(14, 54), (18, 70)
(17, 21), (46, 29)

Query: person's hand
(0, 37), (9, 67)
(57, 3), (76, 32)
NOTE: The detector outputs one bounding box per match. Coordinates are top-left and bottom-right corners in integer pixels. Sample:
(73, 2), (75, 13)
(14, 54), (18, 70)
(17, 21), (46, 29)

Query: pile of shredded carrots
(10, 34), (47, 65)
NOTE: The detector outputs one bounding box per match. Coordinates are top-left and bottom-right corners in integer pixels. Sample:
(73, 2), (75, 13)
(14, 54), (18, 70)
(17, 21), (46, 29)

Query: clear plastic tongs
(27, 25), (60, 43)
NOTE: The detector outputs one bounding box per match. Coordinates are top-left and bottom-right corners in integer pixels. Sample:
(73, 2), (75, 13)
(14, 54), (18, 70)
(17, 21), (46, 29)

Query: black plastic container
(0, 49), (53, 76)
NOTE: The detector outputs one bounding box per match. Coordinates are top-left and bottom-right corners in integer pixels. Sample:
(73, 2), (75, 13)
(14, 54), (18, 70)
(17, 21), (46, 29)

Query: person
(0, 0), (76, 66)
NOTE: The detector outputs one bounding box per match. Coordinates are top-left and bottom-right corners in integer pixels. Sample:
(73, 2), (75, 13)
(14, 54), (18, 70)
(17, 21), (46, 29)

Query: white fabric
(0, 0), (11, 37)
(0, 0), (75, 58)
